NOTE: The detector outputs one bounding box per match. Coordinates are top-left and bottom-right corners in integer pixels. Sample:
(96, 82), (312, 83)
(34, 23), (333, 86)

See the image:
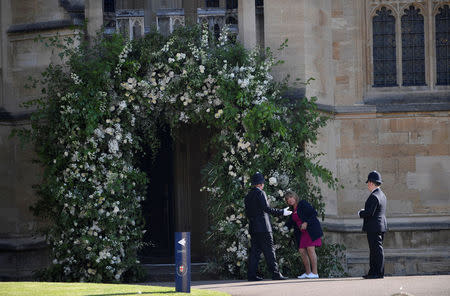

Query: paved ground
(149, 275), (450, 296)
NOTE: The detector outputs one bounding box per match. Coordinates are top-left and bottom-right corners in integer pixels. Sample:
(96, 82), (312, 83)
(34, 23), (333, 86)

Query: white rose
(269, 177), (278, 186)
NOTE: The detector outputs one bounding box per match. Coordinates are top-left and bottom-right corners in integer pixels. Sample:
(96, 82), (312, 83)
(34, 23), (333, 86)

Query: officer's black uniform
(244, 173), (287, 281)
(359, 171), (387, 279)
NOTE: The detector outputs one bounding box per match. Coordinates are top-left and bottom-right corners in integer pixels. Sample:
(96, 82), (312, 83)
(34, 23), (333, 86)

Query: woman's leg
(299, 248), (311, 274)
(307, 246), (318, 274)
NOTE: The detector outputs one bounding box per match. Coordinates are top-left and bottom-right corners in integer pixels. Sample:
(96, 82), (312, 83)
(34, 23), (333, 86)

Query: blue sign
(175, 232), (190, 293)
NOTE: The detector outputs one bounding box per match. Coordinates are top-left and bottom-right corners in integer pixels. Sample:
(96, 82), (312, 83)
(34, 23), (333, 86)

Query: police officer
(358, 170), (387, 279)
(244, 172), (292, 281)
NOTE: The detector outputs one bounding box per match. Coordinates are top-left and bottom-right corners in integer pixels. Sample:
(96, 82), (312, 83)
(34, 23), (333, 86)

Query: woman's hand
(301, 222), (307, 230)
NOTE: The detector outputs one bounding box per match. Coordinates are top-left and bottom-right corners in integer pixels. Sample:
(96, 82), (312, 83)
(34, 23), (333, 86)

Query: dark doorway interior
(139, 127), (174, 264)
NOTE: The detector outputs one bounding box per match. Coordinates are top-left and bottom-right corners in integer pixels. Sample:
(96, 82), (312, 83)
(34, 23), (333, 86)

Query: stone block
(353, 145), (381, 158)
(409, 131), (433, 145)
(337, 144), (356, 158)
(418, 260), (450, 274)
(336, 75), (349, 85)
(378, 132), (409, 145)
(389, 118), (417, 132)
(415, 118), (435, 130)
(0, 237), (50, 280)
(332, 10), (344, 18)
(398, 156), (416, 173)
(353, 120), (377, 143)
(405, 260), (418, 275)
(378, 158), (398, 174)
(411, 230), (449, 248)
(429, 144), (450, 156)
(388, 200), (414, 215)
(332, 41), (340, 60)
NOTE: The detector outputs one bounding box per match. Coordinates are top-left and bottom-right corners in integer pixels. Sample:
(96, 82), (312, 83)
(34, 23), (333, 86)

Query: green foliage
(14, 24), (345, 282)
(0, 282), (230, 296)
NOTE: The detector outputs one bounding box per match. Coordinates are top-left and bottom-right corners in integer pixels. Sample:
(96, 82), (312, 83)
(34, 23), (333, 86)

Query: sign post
(175, 232), (191, 293)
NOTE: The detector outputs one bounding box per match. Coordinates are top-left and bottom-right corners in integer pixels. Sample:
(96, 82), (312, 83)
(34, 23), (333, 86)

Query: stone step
(142, 263), (218, 281)
(346, 247), (450, 276)
(325, 229), (449, 250)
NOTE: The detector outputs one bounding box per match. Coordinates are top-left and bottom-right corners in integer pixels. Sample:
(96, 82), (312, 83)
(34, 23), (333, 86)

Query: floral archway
(18, 25), (343, 282)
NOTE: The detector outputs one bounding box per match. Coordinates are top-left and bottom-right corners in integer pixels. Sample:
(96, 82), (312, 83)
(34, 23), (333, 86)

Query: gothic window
(206, 0), (219, 7)
(256, 0), (263, 7)
(104, 0), (115, 13)
(373, 7), (397, 87)
(401, 6), (426, 86)
(227, 0), (238, 9)
(436, 5), (450, 85)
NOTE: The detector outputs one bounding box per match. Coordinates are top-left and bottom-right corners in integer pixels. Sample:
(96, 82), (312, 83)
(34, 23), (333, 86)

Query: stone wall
(315, 110), (450, 276)
(0, 0), (448, 279)
(266, 0), (450, 276)
(0, 0), (83, 280)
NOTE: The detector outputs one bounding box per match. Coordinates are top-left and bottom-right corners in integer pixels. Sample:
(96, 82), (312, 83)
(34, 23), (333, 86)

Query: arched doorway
(139, 125), (212, 264)
(139, 127), (175, 263)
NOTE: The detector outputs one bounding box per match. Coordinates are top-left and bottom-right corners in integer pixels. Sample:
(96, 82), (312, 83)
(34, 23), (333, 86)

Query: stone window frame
(365, 0), (450, 96)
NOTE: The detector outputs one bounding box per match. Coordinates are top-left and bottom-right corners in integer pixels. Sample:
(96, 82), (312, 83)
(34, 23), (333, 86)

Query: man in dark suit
(244, 172), (292, 281)
(358, 170), (388, 279)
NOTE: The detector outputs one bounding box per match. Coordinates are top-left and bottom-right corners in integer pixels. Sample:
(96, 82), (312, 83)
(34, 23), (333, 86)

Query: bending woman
(284, 190), (323, 279)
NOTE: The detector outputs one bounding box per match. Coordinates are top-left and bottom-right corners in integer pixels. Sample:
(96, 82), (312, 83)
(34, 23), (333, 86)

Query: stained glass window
(401, 6), (426, 86)
(373, 7), (397, 87)
(436, 5), (450, 85)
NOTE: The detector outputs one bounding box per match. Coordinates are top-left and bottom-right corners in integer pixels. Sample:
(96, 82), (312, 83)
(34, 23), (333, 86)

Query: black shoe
(272, 273), (288, 280)
(248, 276), (263, 281)
(363, 274), (383, 279)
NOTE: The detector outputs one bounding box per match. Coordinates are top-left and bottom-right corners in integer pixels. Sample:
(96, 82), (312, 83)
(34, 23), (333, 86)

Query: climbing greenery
(16, 25), (343, 282)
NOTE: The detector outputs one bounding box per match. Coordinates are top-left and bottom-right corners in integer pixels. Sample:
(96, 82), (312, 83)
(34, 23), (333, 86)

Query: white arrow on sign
(178, 238), (186, 247)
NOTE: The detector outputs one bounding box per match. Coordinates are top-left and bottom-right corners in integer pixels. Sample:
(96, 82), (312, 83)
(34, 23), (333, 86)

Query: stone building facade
(0, 0), (448, 279)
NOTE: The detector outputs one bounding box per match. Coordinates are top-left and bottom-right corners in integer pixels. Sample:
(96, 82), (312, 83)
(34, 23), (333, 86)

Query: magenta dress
(292, 206), (322, 249)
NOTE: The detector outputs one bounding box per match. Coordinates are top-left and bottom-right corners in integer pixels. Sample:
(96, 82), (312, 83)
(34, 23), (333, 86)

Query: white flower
(87, 268), (96, 275)
(108, 139), (119, 154)
(228, 171), (236, 177)
(94, 128), (105, 138)
(199, 65), (205, 73)
(214, 109), (223, 118)
(105, 128), (114, 135)
(70, 73), (82, 85)
(118, 101), (127, 111)
(279, 174), (290, 187)
(269, 177), (278, 186)
(176, 53), (186, 60)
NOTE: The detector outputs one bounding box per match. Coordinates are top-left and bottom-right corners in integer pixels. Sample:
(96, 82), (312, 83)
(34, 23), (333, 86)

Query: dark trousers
(367, 232), (385, 276)
(247, 232), (280, 279)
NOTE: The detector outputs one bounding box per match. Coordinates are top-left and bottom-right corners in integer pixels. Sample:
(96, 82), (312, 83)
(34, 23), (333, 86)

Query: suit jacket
(285, 200), (323, 244)
(244, 187), (283, 233)
(359, 187), (387, 233)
